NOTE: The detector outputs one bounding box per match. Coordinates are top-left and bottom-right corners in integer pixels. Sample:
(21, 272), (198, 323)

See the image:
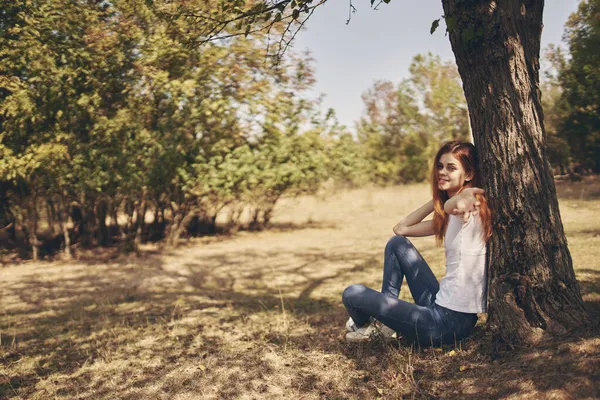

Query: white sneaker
(345, 317), (375, 332)
(345, 320), (398, 342)
(345, 321), (378, 342)
(377, 323), (398, 340)
(346, 317), (359, 332)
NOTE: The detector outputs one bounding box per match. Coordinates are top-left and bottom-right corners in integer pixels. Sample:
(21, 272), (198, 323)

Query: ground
(1, 178), (599, 399)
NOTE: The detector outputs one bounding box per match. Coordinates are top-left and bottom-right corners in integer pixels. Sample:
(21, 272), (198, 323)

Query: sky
(293, 0), (581, 132)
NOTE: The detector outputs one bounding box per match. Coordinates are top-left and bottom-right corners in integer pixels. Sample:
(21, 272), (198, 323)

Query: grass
(1, 178), (599, 399)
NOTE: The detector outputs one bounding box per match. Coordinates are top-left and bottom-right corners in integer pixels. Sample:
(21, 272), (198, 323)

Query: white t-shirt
(434, 214), (487, 313)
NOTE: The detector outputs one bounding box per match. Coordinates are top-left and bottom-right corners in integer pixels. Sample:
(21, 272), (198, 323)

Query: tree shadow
(570, 228), (600, 237)
(577, 268), (600, 317)
(0, 244), (384, 398)
(242, 220), (339, 233)
(1, 236), (598, 399)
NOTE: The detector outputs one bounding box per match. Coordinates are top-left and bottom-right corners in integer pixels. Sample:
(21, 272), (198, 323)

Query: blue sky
(293, 1), (580, 132)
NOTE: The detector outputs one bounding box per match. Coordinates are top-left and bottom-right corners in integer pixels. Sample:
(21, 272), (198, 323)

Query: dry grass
(1, 179), (599, 399)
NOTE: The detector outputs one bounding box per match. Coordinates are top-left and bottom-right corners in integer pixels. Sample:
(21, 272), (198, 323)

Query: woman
(342, 140), (492, 345)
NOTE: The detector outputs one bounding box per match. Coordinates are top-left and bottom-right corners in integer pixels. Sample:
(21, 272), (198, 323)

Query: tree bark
(110, 200), (124, 242)
(262, 194), (281, 226)
(165, 202), (183, 247)
(26, 198), (40, 261)
(125, 199), (135, 236)
(175, 210), (197, 242)
(59, 192), (72, 260)
(96, 199), (108, 246)
(78, 193), (96, 248)
(46, 198), (57, 236)
(441, 0), (587, 344)
(227, 202), (244, 231)
(133, 192), (146, 255)
(140, 200), (148, 238)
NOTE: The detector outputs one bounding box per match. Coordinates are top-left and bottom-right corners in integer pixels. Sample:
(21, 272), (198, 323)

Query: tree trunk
(263, 205), (275, 226)
(78, 194), (96, 248)
(250, 207), (261, 228)
(125, 199), (135, 236)
(153, 202), (160, 226)
(96, 199), (108, 246)
(46, 198), (57, 236)
(441, 0), (587, 344)
(133, 192), (146, 255)
(175, 210), (197, 242)
(262, 194), (281, 226)
(0, 223), (15, 249)
(167, 213), (183, 247)
(59, 192), (72, 260)
(26, 198), (40, 261)
(165, 202), (182, 247)
(140, 200), (148, 238)
(110, 200), (124, 242)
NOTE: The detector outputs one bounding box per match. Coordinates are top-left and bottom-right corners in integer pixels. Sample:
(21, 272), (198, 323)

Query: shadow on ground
(0, 245), (380, 398)
(0, 242), (599, 399)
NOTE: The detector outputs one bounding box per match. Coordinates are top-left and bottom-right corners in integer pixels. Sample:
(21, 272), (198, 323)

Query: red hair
(431, 140), (492, 244)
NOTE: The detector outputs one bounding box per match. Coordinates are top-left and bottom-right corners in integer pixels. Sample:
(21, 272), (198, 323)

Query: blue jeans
(342, 236), (478, 346)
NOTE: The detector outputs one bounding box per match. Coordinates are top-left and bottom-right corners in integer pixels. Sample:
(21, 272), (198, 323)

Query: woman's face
(436, 152), (470, 197)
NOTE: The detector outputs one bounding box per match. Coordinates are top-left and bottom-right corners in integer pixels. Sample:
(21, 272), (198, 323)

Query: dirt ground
(1, 179), (599, 399)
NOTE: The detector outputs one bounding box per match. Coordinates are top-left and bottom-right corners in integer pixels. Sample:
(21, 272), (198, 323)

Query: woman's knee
(342, 284), (367, 305)
(386, 235), (411, 253)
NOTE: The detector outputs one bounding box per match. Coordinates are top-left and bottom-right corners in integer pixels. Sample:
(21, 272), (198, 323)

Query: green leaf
(430, 18), (440, 35)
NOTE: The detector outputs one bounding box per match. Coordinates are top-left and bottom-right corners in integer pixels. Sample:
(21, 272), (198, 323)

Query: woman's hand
(444, 188), (485, 223)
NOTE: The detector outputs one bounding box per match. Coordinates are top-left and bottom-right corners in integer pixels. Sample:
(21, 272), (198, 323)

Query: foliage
(357, 53), (470, 184)
(0, 0), (360, 258)
(554, 0), (600, 172)
(145, 0), (328, 58)
(539, 66), (571, 174)
(6, 0), (598, 260)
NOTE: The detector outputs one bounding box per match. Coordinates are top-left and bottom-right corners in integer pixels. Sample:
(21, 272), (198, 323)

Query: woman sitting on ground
(342, 140), (492, 345)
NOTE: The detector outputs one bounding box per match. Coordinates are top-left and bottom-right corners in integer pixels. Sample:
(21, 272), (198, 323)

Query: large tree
(440, 0), (587, 344)
(150, 0), (590, 345)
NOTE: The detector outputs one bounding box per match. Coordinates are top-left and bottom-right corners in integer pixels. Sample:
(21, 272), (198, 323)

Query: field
(1, 179), (599, 399)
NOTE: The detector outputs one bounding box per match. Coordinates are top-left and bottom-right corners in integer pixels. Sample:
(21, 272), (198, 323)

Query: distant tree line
(0, 0), (368, 259)
(543, 0), (600, 176)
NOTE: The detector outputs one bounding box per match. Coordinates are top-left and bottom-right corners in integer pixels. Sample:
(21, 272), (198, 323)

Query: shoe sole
(345, 333), (372, 343)
(345, 330), (398, 343)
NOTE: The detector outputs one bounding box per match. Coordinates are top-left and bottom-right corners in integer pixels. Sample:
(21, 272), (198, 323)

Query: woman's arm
(393, 200), (434, 237)
(444, 187), (485, 223)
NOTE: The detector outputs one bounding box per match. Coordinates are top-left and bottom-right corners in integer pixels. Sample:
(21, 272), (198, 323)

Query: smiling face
(436, 152), (472, 197)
